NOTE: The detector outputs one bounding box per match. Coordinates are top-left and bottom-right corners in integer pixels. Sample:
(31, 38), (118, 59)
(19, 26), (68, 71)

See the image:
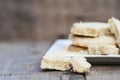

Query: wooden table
(0, 41), (120, 80)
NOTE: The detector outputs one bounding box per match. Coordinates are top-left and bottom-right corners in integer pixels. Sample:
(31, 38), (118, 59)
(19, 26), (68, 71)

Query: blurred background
(0, 0), (119, 41)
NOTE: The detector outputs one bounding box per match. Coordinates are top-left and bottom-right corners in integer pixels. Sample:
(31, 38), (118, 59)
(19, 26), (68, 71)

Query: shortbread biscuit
(88, 45), (119, 55)
(41, 50), (71, 71)
(67, 45), (88, 53)
(70, 35), (116, 47)
(116, 36), (120, 47)
(70, 56), (91, 73)
(71, 22), (110, 37)
(41, 49), (91, 73)
(109, 17), (120, 48)
(41, 56), (71, 71)
(109, 17), (120, 38)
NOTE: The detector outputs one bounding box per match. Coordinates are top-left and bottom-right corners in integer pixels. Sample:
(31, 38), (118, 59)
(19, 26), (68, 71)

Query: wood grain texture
(0, 0), (118, 41)
(0, 41), (85, 80)
(0, 41), (120, 80)
(0, 72), (62, 80)
(86, 65), (120, 80)
(62, 73), (85, 80)
(0, 41), (51, 74)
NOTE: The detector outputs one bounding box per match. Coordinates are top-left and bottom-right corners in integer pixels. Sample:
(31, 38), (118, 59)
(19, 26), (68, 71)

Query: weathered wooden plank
(0, 72), (62, 80)
(61, 74), (85, 80)
(86, 65), (120, 80)
(0, 41), (85, 80)
(0, 0), (117, 41)
(0, 72), (85, 80)
(1, 41), (120, 80)
(69, 75), (85, 80)
(0, 41), (51, 74)
(61, 74), (70, 80)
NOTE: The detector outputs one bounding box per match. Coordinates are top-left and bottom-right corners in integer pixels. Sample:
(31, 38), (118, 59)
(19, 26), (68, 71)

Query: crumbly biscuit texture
(71, 22), (110, 37)
(70, 35), (116, 47)
(109, 17), (120, 49)
(117, 36), (120, 48)
(88, 45), (119, 55)
(41, 56), (71, 71)
(109, 17), (120, 38)
(70, 56), (91, 73)
(41, 49), (91, 73)
(67, 45), (88, 54)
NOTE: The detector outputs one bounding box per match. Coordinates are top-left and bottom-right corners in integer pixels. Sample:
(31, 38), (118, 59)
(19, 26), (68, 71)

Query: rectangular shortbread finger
(70, 35), (116, 47)
(88, 45), (119, 55)
(109, 17), (120, 48)
(71, 22), (110, 37)
(41, 56), (71, 71)
(70, 56), (91, 73)
(109, 17), (120, 38)
(41, 48), (91, 73)
(67, 45), (88, 54)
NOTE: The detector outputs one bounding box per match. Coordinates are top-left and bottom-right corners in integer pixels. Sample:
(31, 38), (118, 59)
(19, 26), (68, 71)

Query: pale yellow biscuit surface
(41, 48), (91, 73)
(88, 45), (119, 55)
(70, 56), (91, 73)
(109, 17), (120, 38)
(67, 45), (88, 54)
(109, 17), (120, 48)
(71, 22), (110, 37)
(71, 35), (116, 47)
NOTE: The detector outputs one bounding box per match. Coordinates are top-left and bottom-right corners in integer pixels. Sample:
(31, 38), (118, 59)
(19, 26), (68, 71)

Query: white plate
(46, 39), (120, 64)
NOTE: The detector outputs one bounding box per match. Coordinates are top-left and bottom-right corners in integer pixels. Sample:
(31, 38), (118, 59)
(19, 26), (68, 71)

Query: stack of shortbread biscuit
(41, 17), (120, 74)
(69, 20), (119, 55)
